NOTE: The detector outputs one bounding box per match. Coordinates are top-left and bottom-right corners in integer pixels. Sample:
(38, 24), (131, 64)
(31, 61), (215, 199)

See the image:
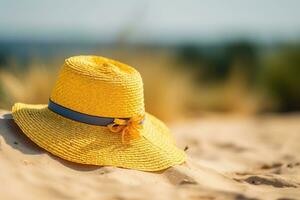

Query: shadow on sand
(0, 112), (101, 172)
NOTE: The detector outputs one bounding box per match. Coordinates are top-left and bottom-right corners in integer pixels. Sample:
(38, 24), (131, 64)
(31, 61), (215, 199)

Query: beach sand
(0, 110), (300, 200)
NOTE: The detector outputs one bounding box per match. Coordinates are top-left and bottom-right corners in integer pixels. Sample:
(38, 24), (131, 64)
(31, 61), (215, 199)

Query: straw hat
(12, 55), (186, 171)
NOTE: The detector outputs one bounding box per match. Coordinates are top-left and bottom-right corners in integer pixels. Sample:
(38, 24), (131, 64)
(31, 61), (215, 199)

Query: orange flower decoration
(107, 114), (145, 143)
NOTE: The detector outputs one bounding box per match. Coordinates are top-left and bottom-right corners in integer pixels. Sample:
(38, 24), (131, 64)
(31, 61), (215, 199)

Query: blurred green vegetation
(0, 40), (299, 120)
(261, 45), (300, 111)
(178, 41), (258, 83)
(176, 41), (300, 113)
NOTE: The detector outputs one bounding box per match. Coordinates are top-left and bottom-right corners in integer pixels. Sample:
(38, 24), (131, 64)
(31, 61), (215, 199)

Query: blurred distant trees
(177, 41), (300, 112)
(1, 40), (299, 113)
(178, 41), (258, 83)
(262, 45), (300, 111)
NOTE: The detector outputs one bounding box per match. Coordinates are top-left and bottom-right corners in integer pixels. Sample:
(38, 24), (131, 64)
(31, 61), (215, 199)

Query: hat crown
(50, 56), (145, 118)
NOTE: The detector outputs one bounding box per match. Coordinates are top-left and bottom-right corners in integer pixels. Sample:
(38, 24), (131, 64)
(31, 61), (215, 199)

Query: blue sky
(0, 0), (299, 43)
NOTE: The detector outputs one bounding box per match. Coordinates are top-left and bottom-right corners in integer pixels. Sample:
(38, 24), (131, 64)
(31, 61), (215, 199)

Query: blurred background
(0, 0), (299, 122)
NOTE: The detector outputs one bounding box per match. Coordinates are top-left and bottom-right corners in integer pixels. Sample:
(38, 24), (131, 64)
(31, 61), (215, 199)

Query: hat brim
(12, 103), (186, 171)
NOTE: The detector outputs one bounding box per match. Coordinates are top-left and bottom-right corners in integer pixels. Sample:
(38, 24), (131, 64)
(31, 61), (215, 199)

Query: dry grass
(187, 69), (267, 116)
(0, 50), (267, 122)
(0, 63), (58, 109)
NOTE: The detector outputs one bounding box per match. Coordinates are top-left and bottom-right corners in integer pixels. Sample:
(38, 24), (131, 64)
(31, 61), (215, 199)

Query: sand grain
(1, 110), (300, 200)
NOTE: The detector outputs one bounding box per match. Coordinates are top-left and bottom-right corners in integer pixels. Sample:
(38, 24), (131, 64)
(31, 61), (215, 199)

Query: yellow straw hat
(12, 55), (186, 171)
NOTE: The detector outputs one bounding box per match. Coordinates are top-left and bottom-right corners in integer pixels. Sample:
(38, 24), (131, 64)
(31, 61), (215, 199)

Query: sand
(0, 109), (300, 200)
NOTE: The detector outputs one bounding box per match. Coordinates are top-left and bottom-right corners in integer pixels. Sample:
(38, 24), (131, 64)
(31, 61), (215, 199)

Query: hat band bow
(48, 99), (145, 143)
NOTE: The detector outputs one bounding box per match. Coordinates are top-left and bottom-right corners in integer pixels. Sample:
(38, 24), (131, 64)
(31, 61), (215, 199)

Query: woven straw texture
(12, 55), (186, 171)
(51, 56), (144, 118)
